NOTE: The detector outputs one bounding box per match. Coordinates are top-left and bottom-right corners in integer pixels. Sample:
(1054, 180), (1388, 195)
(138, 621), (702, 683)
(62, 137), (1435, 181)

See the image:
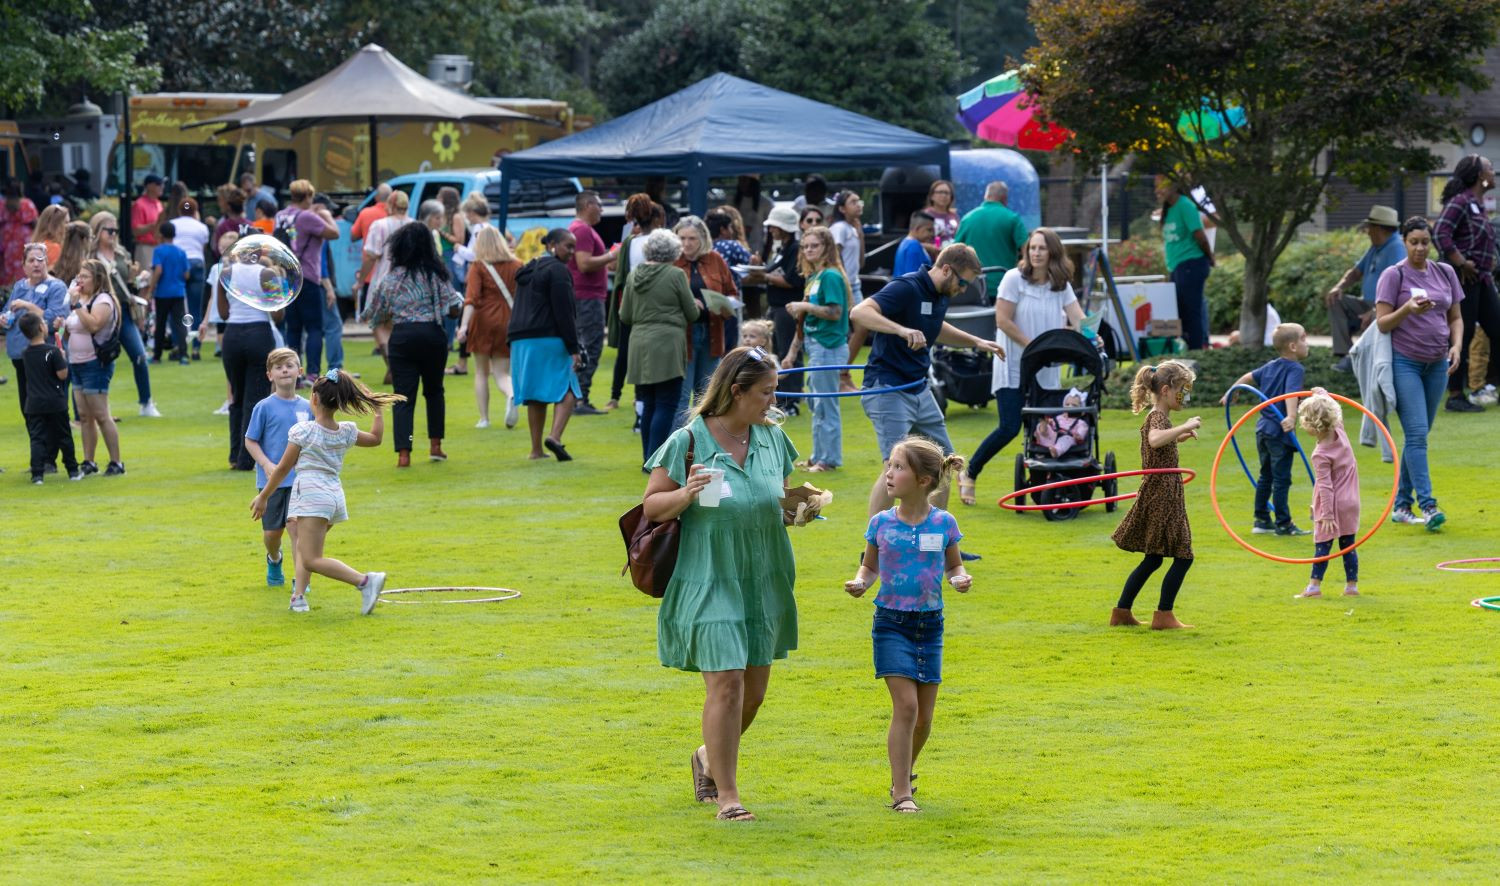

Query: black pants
(1450, 273), (1500, 396)
(221, 322), (276, 469)
(769, 301), (803, 400)
(967, 388), (1023, 480)
(1118, 554), (1193, 612)
(154, 297), (188, 359)
(26, 411), (78, 477)
(611, 323), (633, 404)
(389, 322), (448, 451)
(11, 357), (26, 412)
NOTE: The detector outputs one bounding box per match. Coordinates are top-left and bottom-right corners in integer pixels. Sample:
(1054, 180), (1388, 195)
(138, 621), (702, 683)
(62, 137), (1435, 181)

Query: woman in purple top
(1374, 216), (1464, 530)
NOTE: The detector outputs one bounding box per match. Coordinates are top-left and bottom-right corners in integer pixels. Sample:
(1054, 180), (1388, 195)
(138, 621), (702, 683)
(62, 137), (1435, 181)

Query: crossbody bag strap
(684, 429), (695, 480)
(480, 260), (514, 308)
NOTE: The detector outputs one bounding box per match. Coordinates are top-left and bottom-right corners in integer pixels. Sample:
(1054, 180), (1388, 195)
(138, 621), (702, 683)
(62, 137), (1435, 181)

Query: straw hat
(1362, 205), (1399, 229)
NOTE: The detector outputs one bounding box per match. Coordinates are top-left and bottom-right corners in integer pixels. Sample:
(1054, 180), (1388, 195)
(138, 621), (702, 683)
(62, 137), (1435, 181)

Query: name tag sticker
(920, 301), (933, 315)
(918, 533), (944, 552)
(808, 280), (820, 296)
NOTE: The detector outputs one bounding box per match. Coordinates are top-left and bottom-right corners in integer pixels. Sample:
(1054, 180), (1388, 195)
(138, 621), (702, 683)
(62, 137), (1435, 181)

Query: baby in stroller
(1034, 387), (1092, 458)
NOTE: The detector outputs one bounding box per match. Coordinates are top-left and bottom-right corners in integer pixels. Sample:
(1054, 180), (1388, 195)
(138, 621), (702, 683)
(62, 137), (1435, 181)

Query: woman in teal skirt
(641, 346), (800, 823)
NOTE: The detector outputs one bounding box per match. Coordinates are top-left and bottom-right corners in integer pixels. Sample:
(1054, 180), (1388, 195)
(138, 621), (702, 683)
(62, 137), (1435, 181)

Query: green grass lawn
(3, 343), (1500, 882)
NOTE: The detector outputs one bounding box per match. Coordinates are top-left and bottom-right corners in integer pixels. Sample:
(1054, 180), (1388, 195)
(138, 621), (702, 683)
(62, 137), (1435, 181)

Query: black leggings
(388, 322), (448, 451)
(1310, 534), (1358, 583)
(221, 322), (275, 469)
(1450, 273), (1500, 395)
(1117, 554), (1193, 612)
(610, 323), (632, 404)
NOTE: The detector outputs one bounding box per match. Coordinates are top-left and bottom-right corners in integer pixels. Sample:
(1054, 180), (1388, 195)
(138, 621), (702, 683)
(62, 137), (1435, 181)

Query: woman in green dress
(641, 346), (801, 823)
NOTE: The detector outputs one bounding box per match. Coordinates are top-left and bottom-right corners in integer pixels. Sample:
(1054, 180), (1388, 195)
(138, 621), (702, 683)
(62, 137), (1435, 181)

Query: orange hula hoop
(1210, 390), (1398, 565)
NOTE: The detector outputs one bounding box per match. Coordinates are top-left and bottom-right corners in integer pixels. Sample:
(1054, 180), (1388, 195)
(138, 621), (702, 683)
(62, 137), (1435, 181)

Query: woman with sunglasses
(89, 212), (158, 417)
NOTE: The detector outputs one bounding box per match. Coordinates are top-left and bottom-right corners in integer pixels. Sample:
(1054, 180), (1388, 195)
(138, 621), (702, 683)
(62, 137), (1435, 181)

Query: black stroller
(1011, 329), (1116, 522)
(930, 277), (995, 413)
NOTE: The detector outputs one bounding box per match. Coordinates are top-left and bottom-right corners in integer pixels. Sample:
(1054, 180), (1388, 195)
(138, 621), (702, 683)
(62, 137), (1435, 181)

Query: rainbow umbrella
(955, 68), (1071, 150)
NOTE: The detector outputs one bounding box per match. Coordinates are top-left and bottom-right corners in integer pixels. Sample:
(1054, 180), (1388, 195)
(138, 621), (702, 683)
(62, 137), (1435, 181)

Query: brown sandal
(691, 749), (718, 803)
(889, 796), (920, 813)
(716, 804), (756, 821)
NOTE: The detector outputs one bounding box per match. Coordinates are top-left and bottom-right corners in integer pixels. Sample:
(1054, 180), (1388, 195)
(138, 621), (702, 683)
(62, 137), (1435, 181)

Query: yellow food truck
(107, 93), (577, 199)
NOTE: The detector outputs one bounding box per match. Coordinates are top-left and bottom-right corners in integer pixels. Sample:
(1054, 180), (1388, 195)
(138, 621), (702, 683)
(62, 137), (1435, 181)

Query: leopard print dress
(1111, 409), (1193, 559)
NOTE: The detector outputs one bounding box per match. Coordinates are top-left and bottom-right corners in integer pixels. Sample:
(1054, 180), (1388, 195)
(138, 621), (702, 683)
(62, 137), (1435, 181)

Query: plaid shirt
(1433, 193), (1498, 273)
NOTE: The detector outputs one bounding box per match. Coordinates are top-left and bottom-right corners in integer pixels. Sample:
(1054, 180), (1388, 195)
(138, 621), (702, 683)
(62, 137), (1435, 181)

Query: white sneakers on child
(289, 592), (310, 612)
(475, 418), (490, 429)
(360, 572), (386, 615)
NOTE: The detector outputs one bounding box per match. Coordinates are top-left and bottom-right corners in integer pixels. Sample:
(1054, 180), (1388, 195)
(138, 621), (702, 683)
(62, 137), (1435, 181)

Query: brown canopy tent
(184, 43), (536, 190)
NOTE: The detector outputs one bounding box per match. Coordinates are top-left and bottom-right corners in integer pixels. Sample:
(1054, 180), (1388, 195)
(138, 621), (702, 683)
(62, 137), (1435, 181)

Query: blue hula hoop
(1222, 383), (1315, 488)
(775, 364), (925, 398)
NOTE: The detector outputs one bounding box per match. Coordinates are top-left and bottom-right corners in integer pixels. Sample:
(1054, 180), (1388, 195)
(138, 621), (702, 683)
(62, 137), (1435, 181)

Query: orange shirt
(251, 218), (275, 235)
(350, 204), (388, 241)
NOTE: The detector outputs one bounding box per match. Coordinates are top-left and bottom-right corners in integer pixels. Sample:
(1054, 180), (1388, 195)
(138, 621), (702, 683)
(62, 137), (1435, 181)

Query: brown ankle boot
(1150, 610), (1193, 630)
(1109, 607), (1142, 626)
(429, 439), (447, 462)
(396, 450), (411, 468)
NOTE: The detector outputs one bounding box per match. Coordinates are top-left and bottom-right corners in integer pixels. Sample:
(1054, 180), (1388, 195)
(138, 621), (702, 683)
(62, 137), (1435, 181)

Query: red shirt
(131, 196), (162, 245)
(567, 219), (609, 302)
(351, 204), (388, 242)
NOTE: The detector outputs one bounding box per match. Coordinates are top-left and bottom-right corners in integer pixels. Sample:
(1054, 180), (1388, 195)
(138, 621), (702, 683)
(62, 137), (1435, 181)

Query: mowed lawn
(3, 343), (1500, 882)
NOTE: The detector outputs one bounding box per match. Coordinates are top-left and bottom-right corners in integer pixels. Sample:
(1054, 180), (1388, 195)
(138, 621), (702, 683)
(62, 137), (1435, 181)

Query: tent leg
(369, 116), (379, 191)
(1100, 162), (1109, 259)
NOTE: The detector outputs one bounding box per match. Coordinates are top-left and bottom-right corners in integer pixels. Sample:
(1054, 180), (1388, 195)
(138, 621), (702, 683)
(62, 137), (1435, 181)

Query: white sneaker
(1391, 507), (1426, 525)
(475, 418), (490, 429)
(1474, 385), (1498, 406)
(360, 571), (385, 614)
(213, 400), (231, 416)
(504, 399), (519, 429)
(139, 401), (163, 418)
(289, 591), (310, 612)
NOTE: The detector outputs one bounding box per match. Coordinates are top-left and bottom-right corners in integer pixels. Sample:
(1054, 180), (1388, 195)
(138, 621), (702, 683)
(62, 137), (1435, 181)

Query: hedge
(1099, 345), (1360, 412)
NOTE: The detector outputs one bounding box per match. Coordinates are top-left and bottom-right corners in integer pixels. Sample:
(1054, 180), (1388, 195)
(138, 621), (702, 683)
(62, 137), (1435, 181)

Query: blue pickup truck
(331, 169), (581, 297)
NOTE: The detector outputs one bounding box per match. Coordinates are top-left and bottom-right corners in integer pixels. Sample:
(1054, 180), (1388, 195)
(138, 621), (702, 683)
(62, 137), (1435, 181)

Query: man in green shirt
(954, 181), (1030, 297)
(1156, 176), (1216, 350)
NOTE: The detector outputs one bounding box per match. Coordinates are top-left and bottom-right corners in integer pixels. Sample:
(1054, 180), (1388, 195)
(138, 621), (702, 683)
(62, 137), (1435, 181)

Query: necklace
(714, 416), (750, 446)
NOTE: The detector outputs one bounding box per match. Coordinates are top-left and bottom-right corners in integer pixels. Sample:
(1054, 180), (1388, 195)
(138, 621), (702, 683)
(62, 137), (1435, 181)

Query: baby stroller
(1011, 328), (1115, 522)
(930, 277), (995, 413)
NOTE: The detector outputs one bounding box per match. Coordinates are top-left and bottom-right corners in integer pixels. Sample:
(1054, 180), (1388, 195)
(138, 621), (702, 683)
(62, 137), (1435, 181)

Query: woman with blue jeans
(960, 228), (1084, 504)
(1374, 216), (1464, 530)
(90, 212), (159, 417)
(622, 229), (700, 466)
(782, 225), (850, 470)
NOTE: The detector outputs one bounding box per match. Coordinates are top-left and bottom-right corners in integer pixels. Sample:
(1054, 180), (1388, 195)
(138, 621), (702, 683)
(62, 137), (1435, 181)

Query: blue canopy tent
(497, 73), (950, 224)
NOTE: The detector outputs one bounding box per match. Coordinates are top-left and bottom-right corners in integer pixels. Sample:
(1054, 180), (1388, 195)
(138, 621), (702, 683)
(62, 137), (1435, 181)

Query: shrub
(1101, 344), (1360, 411)
(1110, 236), (1165, 277)
(1205, 229), (1367, 336)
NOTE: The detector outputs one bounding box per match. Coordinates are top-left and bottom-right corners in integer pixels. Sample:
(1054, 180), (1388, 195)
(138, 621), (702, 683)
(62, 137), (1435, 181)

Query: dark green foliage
(1205, 229), (1367, 336)
(3, 0), (159, 111)
(1101, 345), (1360, 411)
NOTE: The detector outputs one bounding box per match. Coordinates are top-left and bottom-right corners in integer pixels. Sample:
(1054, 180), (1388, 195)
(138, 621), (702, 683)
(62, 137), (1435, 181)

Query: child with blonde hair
(1110, 360), (1200, 629)
(847, 435), (972, 814)
(1296, 389), (1360, 598)
(251, 369), (404, 614)
(739, 318), (773, 350)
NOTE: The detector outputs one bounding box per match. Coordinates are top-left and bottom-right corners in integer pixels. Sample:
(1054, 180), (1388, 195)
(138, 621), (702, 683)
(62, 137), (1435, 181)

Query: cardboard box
(1148, 318), (1183, 338)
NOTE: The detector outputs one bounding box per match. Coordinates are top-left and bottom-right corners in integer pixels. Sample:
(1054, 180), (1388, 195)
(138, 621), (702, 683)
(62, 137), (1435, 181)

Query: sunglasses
(745, 346), (769, 364)
(801, 216), (821, 224)
(101, 227), (118, 234)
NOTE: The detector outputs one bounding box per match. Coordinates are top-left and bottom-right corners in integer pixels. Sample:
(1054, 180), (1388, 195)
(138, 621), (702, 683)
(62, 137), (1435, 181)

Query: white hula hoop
(378, 587), (522, 605)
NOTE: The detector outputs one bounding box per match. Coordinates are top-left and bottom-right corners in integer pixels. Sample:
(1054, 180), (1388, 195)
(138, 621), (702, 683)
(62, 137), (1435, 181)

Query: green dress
(646, 417), (800, 672)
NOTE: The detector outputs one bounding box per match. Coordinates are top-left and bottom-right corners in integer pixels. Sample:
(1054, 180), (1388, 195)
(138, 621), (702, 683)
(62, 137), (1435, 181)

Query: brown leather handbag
(619, 431), (695, 598)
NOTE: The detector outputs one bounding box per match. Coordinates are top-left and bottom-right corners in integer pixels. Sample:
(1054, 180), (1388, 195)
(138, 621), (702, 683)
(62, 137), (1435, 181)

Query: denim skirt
(872, 606), (944, 684)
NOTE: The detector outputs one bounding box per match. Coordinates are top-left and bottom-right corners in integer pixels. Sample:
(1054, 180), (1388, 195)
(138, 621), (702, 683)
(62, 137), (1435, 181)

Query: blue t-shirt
(864, 269), (948, 387)
(865, 506), (963, 612)
(893, 238), (929, 277)
(1251, 357), (1306, 439)
(1356, 234), (1407, 303)
(244, 393), (313, 489)
(152, 243), (189, 299)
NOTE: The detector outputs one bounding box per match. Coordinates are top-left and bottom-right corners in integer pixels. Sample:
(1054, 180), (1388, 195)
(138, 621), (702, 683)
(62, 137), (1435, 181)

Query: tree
(1024, 0), (1500, 345)
(2, 1), (159, 112)
(926, 0), (1035, 93)
(596, 0), (751, 116)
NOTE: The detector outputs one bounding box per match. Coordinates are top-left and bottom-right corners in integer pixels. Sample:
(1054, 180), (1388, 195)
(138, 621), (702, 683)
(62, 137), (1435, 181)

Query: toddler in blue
(847, 435), (971, 814)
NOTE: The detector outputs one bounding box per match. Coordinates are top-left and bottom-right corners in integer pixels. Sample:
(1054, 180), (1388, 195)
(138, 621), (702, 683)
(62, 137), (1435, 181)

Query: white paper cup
(698, 468), (726, 507)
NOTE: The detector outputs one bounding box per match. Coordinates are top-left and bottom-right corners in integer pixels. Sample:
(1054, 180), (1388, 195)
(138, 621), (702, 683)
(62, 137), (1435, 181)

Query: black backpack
(273, 209), (300, 251)
(90, 293), (123, 365)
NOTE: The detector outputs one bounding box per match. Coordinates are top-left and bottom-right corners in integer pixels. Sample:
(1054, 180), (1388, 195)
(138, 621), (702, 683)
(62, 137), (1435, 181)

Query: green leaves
(1, 0), (159, 110)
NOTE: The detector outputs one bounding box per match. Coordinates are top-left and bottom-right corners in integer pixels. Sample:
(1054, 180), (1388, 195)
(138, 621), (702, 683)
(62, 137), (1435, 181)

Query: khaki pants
(1329, 295), (1372, 356)
(1471, 327), (1491, 391)
(133, 244), (155, 274)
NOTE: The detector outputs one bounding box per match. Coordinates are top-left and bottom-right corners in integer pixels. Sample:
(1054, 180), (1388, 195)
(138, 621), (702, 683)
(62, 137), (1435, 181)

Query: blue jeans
(1392, 352), (1447, 510)
(1254, 432), (1296, 525)
(322, 295), (344, 370)
(1171, 256), (1212, 350)
(862, 383), (953, 461)
(806, 339), (848, 467)
(676, 324), (721, 427)
(639, 377), (684, 466)
(118, 317), (152, 405)
(1311, 534), (1359, 583)
(185, 259), (205, 353)
(284, 280), (325, 374)
(966, 387), (1023, 479)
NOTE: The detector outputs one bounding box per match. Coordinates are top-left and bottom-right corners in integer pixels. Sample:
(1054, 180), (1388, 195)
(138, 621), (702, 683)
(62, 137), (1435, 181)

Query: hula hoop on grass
(997, 468), (1195, 512)
(1438, 559), (1500, 574)
(775, 364), (923, 398)
(1222, 383), (1315, 487)
(1471, 597), (1500, 611)
(1211, 391), (1398, 565)
(378, 587), (522, 605)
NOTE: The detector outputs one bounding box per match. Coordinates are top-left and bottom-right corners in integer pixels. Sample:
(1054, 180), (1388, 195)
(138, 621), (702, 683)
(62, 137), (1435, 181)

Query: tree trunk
(1238, 247), (1273, 348)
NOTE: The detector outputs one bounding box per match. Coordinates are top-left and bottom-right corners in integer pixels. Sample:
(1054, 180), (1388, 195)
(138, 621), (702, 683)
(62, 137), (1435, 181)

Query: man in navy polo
(850, 243), (1003, 523)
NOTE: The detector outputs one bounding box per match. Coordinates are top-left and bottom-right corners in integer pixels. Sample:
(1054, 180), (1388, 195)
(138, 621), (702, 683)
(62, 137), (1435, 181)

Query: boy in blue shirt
(148, 221), (190, 365)
(892, 211), (935, 277)
(1222, 323), (1311, 535)
(243, 347), (312, 586)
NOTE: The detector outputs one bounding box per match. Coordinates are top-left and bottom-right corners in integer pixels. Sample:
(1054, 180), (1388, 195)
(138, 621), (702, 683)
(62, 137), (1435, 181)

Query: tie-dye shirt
(865, 506), (963, 612)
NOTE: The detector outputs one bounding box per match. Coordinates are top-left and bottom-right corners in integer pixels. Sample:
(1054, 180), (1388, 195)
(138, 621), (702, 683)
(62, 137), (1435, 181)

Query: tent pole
(369, 116), (379, 191)
(497, 163), (511, 230)
(688, 164), (707, 218)
(1100, 162), (1109, 259)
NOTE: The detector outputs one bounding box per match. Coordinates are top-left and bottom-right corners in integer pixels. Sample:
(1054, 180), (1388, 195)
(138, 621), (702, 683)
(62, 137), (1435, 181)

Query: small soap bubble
(219, 234), (303, 312)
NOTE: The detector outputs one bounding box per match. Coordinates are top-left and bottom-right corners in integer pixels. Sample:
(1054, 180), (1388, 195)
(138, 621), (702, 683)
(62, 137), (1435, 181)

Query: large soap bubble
(220, 234), (303, 312)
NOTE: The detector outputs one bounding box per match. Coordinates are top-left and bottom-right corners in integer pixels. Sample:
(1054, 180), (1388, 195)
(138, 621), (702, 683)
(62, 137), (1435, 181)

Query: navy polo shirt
(864, 267), (948, 387)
